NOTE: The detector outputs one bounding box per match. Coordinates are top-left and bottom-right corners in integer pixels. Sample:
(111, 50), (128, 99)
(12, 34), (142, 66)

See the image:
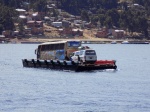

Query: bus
(36, 40), (81, 60)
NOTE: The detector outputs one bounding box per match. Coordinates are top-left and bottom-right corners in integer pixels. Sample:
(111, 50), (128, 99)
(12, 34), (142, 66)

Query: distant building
(24, 28), (31, 35)
(19, 15), (27, 23)
(62, 20), (71, 28)
(31, 27), (44, 35)
(112, 30), (125, 38)
(72, 29), (83, 36)
(13, 31), (19, 36)
(58, 28), (72, 36)
(0, 35), (5, 42)
(2, 30), (12, 38)
(51, 22), (62, 28)
(26, 21), (44, 35)
(27, 21), (43, 28)
(32, 12), (42, 21)
(16, 9), (26, 15)
(74, 20), (82, 24)
(128, 3), (145, 11)
(58, 28), (83, 36)
(96, 27), (108, 38)
(96, 30), (107, 38)
(26, 15), (32, 22)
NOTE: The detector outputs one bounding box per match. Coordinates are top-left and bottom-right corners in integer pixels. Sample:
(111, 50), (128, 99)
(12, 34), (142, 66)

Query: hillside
(0, 0), (150, 42)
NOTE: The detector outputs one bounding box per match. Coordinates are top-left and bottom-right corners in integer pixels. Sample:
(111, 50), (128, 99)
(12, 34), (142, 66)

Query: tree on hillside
(137, 17), (148, 37)
(57, 0), (118, 15)
(98, 14), (105, 26)
(104, 16), (113, 28)
(51, 8), (59, 18)
(33, 0), (47, 12)
(90, 15), (99, 26)
(101, 0), (118, 9)
(118, 8), (149, 38)
(133, 0), (150, 16)
(18, 20), (24, 35)
(119, 11), (128, 29)
(0, 24), (3, 34)
(81, 10), (90, 22)
(0, 4), (18, 33)
(105, 9), (119, 27)
(0, 0), (21, 8)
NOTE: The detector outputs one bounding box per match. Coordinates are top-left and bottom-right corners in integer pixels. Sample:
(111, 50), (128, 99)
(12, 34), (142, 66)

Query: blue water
(0, 44), (150, 112)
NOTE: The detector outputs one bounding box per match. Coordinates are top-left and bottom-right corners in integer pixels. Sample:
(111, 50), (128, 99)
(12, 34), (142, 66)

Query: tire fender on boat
(37, 60), (41, 67)
(64, 61), (67, 66)
(57, 60), (61, 65)
(51, 60), (55, 68)
(32, 59), (36, 67)
(24, 59), (28, 66)
(44, 60), (49, 67)
(71, 61), (75, 65)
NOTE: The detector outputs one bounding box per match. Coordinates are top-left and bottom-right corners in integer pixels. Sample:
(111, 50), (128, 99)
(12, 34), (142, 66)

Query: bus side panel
(40, 50), (65, 60)
(40, 51), (56, 60)
(67, 48), (79, 58)
(55, 50), (65, 60)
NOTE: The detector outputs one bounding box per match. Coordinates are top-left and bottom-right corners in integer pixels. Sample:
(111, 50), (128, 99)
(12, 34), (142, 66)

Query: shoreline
(1, 37), (150, 44)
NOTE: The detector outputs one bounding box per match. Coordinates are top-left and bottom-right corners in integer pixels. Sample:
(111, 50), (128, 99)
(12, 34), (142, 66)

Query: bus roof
(39, 40), (81, 46)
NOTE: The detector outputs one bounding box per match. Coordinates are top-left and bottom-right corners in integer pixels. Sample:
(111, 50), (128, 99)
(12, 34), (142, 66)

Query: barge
(22, 59), (117, 72)
(22, 40), (117, 72)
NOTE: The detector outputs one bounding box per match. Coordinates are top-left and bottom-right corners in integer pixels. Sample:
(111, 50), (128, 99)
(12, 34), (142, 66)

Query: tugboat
(22, 40), (117, 72)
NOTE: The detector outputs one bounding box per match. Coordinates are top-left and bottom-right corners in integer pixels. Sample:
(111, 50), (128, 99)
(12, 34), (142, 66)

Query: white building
(51, 22), (62, 28)
(112, 30), (125, 38)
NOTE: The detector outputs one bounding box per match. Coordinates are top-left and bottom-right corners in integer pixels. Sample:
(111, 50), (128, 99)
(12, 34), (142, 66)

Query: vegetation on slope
(0, 0), (149, 38)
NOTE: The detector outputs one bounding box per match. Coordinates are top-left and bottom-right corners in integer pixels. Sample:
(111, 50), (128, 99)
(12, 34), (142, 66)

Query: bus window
(47, 45), (51, 50)
(54, 44), (58, 50)
(59, 43), (65, 49)
(54, 43), (65, 50)
(41, 45), (45, 51)
(49, 44), (53, 50)
(45, 45), (48, 51)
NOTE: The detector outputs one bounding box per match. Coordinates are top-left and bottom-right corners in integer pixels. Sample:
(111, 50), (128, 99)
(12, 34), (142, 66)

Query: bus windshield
(67, 41), (80, 47)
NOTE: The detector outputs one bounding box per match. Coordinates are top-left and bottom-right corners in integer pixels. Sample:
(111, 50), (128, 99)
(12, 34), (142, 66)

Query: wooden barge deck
(22, 59), (117, 72)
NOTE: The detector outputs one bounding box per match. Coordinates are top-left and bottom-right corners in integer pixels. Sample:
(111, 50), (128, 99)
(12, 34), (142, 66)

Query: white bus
(36, 40), (81, 60)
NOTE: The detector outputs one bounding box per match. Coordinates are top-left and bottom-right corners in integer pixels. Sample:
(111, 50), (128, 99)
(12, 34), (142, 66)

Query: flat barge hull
(22, 59), (117, 72)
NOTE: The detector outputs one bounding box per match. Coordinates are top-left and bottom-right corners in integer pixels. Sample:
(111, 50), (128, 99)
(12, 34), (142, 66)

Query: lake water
(0, 44), (150, 112)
